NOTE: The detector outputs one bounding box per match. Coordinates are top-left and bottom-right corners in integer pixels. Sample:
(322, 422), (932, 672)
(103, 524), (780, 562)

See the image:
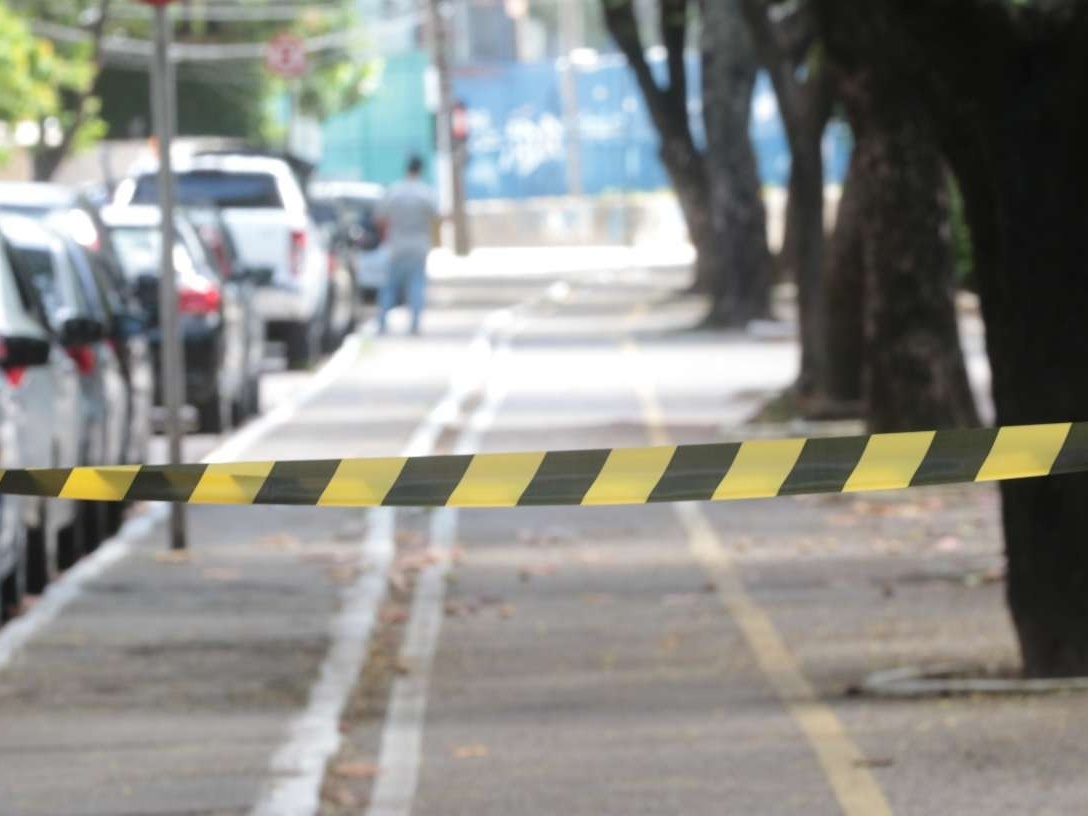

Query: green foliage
(272, 7), (379, 122)
(2, 0), (108, 171)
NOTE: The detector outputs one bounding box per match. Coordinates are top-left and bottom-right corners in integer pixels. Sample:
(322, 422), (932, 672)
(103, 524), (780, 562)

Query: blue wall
(453, 55), (851, 201)
(318, 52), (853, 200)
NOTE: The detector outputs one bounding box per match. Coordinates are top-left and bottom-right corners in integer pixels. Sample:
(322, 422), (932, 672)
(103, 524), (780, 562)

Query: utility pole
(428, 0), (470, 256)
(145, 0), (187, 551)
(558, 0), (584, 197)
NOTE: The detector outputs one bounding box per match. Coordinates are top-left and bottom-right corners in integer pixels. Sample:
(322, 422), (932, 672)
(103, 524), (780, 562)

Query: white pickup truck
(115, 154), (333, 369)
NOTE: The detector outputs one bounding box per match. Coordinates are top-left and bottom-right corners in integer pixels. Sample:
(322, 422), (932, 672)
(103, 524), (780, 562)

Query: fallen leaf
(261, 533), (300, 551)
(322, 782), (358, 807)
(201, 568), (240, 583)
(154, 550), (191, 565)
(498, 604), (516, 619)
(854, 757), (894, 768)
(332, 761), (379, 779)
(328, 565), (361, 586)
(394, 658), (411, 675)
(380, 608), (410, 625)
(519, 563), (556, 581)
(583, 593), (613, 605)
(453, 744), (489, 759)
(936, 536), (962, 553)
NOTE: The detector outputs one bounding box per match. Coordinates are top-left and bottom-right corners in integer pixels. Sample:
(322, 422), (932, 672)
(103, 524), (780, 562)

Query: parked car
(0, 222), (83, 593)
(0, 215), (128, 558)
(308, 180), (386, 300)
(115, 154), (350, 369)
(0, 181), (122, 268)
(101, 205), (262, 431)
(183, 204), (266, 412)
(0, 181), (154, 477)
(47, 212), (154, 536)
(0, 386), (24, 621)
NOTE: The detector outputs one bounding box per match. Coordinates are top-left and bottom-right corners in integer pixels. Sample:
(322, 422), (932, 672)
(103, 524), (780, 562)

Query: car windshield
(110, 227), (160, 279)
(109, 225), (215, 289)
(130, 171), (283, 209)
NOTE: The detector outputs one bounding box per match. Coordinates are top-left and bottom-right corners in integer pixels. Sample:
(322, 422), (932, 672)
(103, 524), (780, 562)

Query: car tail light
(290, 229), (306, 278)
(178, 285), (222, 315)
(66, 345), (97, 375)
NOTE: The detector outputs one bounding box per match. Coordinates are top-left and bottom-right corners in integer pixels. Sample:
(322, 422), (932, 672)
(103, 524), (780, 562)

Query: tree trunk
(964, 133), (1088, 677)
(659, 137), (716, 294)
(822, 152), (863, 405)
(816, 0), (1088, 677)
(600, 0), (726, 302)
(787, 130), (827, 399)
(701, 0), (771, 326)
(840, 68), (978, 432)
(33, 147), (65, 182)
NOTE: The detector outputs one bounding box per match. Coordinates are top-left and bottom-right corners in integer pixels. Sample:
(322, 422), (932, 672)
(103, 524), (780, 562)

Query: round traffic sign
(265, 32), (307, 79)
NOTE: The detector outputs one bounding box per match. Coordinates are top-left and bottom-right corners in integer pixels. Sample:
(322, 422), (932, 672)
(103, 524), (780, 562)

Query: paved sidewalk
(0, 278), (548, 816)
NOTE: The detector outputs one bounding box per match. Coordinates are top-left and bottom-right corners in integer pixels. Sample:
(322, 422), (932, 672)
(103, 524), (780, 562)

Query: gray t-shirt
(378, 178), (437, 258)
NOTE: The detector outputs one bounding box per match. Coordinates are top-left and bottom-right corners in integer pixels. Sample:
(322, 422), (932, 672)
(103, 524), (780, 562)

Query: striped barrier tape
(0, 422), (1085, 508)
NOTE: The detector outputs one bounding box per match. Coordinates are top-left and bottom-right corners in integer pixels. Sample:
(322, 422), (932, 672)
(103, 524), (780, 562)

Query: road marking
(0, 325), (375, 674)
(253, 300), (543, 816)
(622, 338), (894, 816)
(366, 322), (519, 816)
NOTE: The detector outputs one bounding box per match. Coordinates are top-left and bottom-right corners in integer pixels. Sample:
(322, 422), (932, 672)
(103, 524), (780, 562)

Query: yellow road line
(623, 338), (894, 816)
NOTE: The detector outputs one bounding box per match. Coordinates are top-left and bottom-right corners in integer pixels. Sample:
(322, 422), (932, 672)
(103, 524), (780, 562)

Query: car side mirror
(59, 315), (105, 347)
(241, 266), (274, 286)
(1, 335), (52, 369)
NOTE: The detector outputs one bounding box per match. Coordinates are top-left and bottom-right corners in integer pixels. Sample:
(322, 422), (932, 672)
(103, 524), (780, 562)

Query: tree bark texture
(701, 0), (771, 325)
(817, 0), (1088, 677)
(835, 64), (978, 432)
(821, 152), (863, 405)
(601, 0), (717, 294)
(740, 0), (832, 398)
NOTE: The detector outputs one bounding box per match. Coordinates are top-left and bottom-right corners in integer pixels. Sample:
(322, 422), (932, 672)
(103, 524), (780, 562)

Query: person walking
(376, 155), (438, 335)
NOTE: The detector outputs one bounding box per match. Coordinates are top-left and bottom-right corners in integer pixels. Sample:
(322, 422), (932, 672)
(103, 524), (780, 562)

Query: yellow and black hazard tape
(0, 422), (1085, 508)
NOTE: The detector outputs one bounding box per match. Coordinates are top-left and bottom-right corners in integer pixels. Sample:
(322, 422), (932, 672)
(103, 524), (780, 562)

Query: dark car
(101, 205), (261, 433)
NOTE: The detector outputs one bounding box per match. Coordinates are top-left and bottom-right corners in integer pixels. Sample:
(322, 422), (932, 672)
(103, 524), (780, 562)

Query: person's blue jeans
(378, 250), (427, 335)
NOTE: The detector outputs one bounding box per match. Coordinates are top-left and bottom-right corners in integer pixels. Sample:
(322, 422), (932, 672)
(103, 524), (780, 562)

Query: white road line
(0, 324), (373, 674)
(251, 308), (521, 816)
(366, 324), (518, 816)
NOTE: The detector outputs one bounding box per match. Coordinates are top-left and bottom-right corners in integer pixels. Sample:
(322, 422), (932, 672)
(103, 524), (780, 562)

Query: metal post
(151, 4), (187, 551)
(429, 0), (470, 256)
(558, 0), (584, 198)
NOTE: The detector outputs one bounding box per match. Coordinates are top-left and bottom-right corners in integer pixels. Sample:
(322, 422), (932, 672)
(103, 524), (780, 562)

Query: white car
(0, 385), (23, 621)
(0, 228), (82, 595)
(115, 154), (333, 370)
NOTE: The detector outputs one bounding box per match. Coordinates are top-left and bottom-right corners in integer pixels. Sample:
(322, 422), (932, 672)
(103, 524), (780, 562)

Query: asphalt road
(0, 264), (1083, 816)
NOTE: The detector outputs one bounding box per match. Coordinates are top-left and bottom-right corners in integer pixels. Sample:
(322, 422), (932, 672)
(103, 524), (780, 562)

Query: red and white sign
(265, 32), (307, 79)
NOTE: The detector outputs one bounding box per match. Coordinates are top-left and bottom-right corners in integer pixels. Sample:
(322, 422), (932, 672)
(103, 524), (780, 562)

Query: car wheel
(58, 511), (86, 571)
(197, 379), (229, 434)
(105, 502), (125, 536)
(1, 527), (26, 622)
(26, 502), (52, 595)
(77, 501), (106, 557)
(245, 373), (261, 418)
(286, 319), (318, 371)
